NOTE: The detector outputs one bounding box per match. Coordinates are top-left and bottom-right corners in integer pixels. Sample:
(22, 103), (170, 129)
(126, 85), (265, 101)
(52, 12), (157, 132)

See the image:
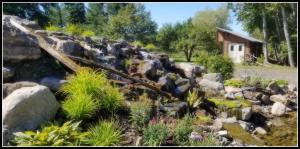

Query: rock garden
(2, 15), (298, 146)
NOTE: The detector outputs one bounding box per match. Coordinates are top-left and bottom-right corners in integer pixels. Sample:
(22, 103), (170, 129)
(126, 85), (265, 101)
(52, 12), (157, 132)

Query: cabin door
(228, 43), (244, 63)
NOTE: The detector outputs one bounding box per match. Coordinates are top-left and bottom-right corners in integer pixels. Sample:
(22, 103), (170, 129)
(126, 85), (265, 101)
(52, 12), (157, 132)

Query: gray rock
(199, 79), (224, 96)
(241, 107), (252, 121)
(34, 30), (48, 37)
(158, 73), (177, 91)
(217, 130), (229, 137)
(56, 39), (83, 57)
(243, 91), (256, 100)
(224, 117), (237, 123)
(267, 81), (281, 94)
(3, 67), (15, 82)
(225, 92), (235, 100)
(261, 94), (271, 105)
(3, 81), (39, 99)
(234, 92), (244, 99)
(270, 94), (288, 104)
(203, 73), (223, 83)
(225, 86), (242, 94)
(288, 84), (297, 92)
(271, 102), (286, 116)
(254, 127), (267, 135)
(2, 85), (59, 145)
(238, 120), (255, 132)
(213, 118), (223, 130)
(3, 15), (41, 62)
(175, 62), (205, 78)
(172, 79), (191, 97)
(40, 77), (67, 92)
(159, 101), (188, 118)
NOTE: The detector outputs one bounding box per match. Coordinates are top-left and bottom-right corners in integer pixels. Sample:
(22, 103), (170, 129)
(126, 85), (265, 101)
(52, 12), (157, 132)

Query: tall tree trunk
(262, 8), (269, 64)
(274, 13), (282, 62)
(281, 6), (295, 67)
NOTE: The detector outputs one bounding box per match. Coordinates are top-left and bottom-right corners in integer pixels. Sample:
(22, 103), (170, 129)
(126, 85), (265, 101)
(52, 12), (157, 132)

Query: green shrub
(132, 41), (144, 48)
(65, 24), (83, 36)
(143, 123), (169, 146)
(145, 43), (158, 51)
(13, 120), (89, 146)
(257, 54), (265, 64)
(224, 79), (245, 88)
(81, 30), (95, 37)
(87, 120), (122, 146)
(129, 98), (152, 130)
(244, 76), (271, 88)
(124, 59), (132, 69)
(207, 55), (234, 80)
(61, 68), (124, 120)
(45, 24), (62, 32)
(173, 114), (194, 146)
(275, 79), (288, 86)
(195, 50), (210, 67)
(190, 133), (218, 146)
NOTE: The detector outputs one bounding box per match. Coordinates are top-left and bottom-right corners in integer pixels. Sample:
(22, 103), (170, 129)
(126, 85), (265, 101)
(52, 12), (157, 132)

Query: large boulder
(203, 73), (223, 83)
(3, 15), (41, 62)
(267, 81), (281, 94)
(271, 102), (286, 116)
(40, 77), (67, 92)
(175, 62), (205, 78)
(159, 101), (188, 118)
(172, 78), (191, 98)
(3, 81), (39, 99)
(241, 107), (252, 121)
(3, 67), (15, 82)
(139, 59), (163, 80)
(199, 79), (224, 96)
(56, 39), (83, 57)
(270, 94), (288, 104)
(158, 73), (177, 92)
(2, 85), (59, 145)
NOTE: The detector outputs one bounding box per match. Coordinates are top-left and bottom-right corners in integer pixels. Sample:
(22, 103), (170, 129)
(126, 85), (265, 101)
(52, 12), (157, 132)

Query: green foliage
(81, 30), (96, 37)
(124, 58), (132, 69)
(129, 97), (152, 130)
(173, 114), (194, 146)
(131, 41), (144, 47)
(13, 120), (89, 146)
(87, 120), (122, 146)
(195, 50), (210, 67)
(63, 3), (86, 24)
(190, 133), (218, 146)
(207, 55), (234, 80)
(64, 23), (83, 36)
(61, 68), (124, 120)
(275, 79), (288, 86)
(156, 23), (178, 51)
(208, 98), (252, 108)
(45, 24), (62, 32)
(187, 89), (201, 109)
(224, 79), (245, 88)
(244, 76), (271, 88)
(143, 123), (169, 146)
(86, 3), (107, 35)
(195, 115), (212, 124)
(257, 54), (265, 64)
(145, 43), (159, 51)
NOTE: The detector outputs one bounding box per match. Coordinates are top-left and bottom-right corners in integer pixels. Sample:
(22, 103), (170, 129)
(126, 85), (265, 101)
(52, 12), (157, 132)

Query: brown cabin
(216, 27), (263, 63)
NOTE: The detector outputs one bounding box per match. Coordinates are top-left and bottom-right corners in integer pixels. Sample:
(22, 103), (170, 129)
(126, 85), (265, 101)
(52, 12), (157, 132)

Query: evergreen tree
(64, 3), (86, 24)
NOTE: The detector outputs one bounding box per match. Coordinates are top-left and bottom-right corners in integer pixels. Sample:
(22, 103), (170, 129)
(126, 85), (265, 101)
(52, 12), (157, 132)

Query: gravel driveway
(234, 65), (298, 87)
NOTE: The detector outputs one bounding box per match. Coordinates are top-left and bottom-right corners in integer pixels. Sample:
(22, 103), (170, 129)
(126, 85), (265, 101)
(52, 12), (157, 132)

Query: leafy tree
(156, 23), (178, 51)
(106, 3), (128, 16)
(63, 3), (86, 24)
(86, 3), (107, 35)
(48, 3), (64, 27)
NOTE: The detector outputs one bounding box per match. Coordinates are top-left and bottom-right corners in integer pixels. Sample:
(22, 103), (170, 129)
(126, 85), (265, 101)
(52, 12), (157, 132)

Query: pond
(224, 112), (297, 146)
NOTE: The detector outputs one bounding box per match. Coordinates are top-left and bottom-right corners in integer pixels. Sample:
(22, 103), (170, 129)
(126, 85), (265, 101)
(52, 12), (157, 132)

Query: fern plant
(187, 89), (201, 109)
(13, 120), (89, 146)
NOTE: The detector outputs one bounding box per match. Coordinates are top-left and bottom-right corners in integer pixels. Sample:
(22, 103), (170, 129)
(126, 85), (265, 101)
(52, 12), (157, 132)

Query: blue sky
(143, 2), (248, 36)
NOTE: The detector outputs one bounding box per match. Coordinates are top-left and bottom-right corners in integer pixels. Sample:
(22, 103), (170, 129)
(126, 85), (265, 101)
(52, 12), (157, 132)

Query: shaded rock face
(40, 77), (67, 92)
(3, 67), (15, 82)
(3, 81), (39, 99)
(2, 85), (59, 146)
(3, 15), (41, 62)
(56, 39), (83, 57)
(159, 101), (188, 118)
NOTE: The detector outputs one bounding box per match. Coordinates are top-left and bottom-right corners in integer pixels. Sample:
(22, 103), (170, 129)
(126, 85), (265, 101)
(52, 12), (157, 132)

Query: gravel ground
(234, 65), (298, 87)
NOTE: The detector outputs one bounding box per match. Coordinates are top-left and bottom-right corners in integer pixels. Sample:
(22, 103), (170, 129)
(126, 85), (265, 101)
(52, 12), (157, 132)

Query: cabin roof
(217, 27), (263, 43)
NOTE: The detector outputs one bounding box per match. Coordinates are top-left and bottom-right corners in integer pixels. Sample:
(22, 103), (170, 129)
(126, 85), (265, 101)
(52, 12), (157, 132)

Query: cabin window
(239, 45), (242, 51)
(230, 45), (234, 51)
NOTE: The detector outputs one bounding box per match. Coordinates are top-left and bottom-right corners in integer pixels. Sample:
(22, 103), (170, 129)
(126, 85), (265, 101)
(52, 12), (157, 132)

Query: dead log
(66, 55), (175, 100)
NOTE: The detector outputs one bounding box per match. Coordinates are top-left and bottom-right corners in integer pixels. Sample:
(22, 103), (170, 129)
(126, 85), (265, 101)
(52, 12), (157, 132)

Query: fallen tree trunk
(66, 55), (175, 99)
